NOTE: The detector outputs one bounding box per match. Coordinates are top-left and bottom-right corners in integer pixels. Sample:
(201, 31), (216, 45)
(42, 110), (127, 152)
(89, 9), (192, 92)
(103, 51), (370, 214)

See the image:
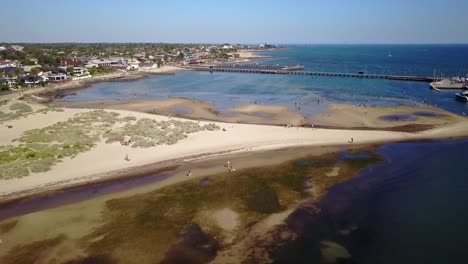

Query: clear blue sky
(1, 0), (468, 44)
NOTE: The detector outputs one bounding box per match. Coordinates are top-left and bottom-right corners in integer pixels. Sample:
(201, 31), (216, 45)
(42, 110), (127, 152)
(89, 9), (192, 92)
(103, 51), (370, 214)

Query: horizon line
(1, 42), (468, 45)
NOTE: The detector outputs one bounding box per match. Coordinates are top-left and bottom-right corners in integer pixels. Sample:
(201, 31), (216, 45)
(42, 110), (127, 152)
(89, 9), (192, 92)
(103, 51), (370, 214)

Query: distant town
(0, 43), (280, 91)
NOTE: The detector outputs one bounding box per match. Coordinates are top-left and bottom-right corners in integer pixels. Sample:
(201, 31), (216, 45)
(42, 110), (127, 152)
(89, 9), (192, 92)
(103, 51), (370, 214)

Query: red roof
(0, 60), (14, 65)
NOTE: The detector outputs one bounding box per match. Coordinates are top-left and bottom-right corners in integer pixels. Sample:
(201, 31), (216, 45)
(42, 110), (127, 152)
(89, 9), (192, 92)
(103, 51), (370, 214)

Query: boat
(430, 70), (441, 91)
(430, 82), (441, 91)
(455, 91), (468, 102)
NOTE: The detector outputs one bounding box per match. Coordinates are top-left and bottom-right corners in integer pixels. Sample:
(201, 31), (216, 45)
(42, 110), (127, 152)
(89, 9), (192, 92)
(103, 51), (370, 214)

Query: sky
(1, 0), (468, 44)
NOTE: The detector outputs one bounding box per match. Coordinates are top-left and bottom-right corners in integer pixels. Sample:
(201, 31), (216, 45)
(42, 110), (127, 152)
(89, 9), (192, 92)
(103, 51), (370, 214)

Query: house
(74, 56), (96, 64)
(127, 58), (140, 70)
(48, 73), (68, 82)
(86, 57), (126, 68)
(22, 75), (47, 85)
(22, 65), (42, 73)
(196, 52), (207, 57)
(61, 59), (82, 67)
(10, 45), (24, 52)
(51, 68), (68, 75)
(0, 77), (8, 85)
(0, 46), (6, 51)
(138, 62), (155, 70)
(1, 67), (21, 76)
(0, 67), (20, 86)
(73, 67), (89, 76)
(0, 60), (17, 68)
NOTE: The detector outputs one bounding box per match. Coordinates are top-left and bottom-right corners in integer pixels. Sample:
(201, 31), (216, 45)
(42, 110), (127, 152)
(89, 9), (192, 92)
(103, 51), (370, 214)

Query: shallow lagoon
(62, 45), (468, 115)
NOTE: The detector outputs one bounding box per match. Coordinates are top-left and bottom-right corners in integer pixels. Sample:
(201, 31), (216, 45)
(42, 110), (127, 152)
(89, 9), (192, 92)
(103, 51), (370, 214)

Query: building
(61, 59), (82, 67)
(48, 73), (68, 82)
(22, 65), (42, 73)
(0, 60), (17, 68)
(73, 56), (96, 64)
(127, 58), (140, 70)
(22, 75), (47, 85)
(196, 51), (207, 57)
(0, 77), (8, 86)
(10, 45), (24, 51)
(73, 67), (89, 76)
(138, 62), (155, 70)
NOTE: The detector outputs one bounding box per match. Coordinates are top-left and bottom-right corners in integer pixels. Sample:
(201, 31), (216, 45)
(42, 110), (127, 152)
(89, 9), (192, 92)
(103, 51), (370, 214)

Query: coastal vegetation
(0, 102), (33, 123)
(104, 118), (219, 147)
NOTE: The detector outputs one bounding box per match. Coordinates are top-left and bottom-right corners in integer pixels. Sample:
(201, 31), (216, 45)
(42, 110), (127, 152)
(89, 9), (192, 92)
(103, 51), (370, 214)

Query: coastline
(2, 46), (468, 214)
(34, 65), (186, 100)
(10, 49), (266, 100)
(1, 101), (468, 204)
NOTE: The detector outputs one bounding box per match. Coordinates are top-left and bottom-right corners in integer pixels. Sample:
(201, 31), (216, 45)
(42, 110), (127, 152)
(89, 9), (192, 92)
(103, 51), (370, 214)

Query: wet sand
(310, 103), (462, 129)
(56, 98), (306, 126)
(57, 97), (466, 130)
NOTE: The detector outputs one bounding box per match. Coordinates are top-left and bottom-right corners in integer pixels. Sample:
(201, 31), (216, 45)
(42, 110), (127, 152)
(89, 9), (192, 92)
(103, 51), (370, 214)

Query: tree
(156, 59), (162, 68)
(0, 70), (4, 78)
(0, 83), (9, 91)
(14, 68), (24, 78)
(20, 59), (35, 65)
(66, 66), (75, 75)
(30, 67), (39, 76)
(30, 68), (40, 84)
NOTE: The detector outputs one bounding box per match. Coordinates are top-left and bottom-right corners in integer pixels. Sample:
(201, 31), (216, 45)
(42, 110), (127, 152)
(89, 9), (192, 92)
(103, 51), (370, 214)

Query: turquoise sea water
(64, 45), (468, 115)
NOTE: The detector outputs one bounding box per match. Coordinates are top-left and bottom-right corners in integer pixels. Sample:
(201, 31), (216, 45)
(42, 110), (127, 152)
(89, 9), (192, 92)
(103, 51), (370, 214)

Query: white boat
(455, 91), (468, 102)
(430, 82), (441, 91)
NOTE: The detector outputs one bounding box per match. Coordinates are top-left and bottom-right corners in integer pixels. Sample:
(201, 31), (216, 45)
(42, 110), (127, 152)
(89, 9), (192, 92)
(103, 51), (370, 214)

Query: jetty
(183, 64), (450, 83)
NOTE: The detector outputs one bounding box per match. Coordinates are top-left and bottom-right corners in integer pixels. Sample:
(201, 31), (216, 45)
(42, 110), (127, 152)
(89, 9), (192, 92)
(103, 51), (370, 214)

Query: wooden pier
(184, 64), (438, 82)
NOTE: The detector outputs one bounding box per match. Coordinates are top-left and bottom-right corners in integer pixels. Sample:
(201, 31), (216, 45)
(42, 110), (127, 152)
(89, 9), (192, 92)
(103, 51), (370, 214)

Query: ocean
(63, 44), (468, 115)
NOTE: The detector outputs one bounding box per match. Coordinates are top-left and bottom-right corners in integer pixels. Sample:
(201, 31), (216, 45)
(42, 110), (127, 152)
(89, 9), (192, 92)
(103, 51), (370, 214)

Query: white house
(22, 65), (42, 72)
(73, 67), (89, 77)
(0, 60), (17, 68)
(10, 45), (24, 51)
(48, 73), (67, 82)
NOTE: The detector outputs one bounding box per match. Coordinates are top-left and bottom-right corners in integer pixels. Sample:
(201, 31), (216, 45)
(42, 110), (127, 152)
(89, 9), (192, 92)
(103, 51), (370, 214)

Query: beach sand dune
(1, 103), (468, 201)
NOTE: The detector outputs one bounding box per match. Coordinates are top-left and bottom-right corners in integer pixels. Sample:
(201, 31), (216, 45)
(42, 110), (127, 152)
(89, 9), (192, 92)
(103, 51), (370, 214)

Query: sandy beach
(232, 50), (270, 62)
(1, 95), (468, 203)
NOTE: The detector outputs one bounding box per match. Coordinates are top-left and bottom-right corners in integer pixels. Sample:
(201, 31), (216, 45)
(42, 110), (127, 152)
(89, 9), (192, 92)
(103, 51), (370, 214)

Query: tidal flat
(0, 145), (382, 264)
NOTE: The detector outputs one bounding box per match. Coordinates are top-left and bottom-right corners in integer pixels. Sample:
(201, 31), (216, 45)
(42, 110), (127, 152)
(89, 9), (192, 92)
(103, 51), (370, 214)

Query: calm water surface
(64, 45), (468, 115)
(273, 139), (468, 264)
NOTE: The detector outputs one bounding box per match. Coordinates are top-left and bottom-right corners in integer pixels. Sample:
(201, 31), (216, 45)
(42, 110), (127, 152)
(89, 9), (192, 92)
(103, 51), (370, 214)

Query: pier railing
(183, 64), (438, 82)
